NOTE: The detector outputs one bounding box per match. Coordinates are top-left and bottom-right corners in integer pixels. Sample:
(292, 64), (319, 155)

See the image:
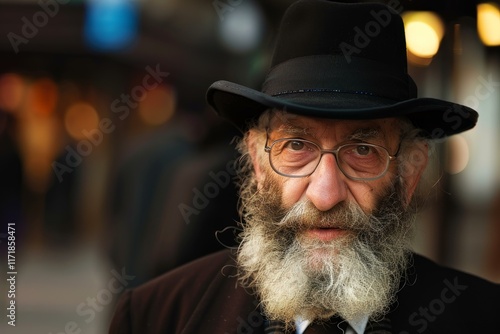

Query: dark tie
(303, 317), (347, 333)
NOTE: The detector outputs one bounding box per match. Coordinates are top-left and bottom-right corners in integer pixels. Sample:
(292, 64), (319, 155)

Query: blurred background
(0, 0), (499, 333)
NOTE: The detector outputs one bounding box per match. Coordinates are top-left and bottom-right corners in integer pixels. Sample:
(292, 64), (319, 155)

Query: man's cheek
(281, 178), (308, 208)
(370, 175), (402, 209)
(348, 184), (379, 214)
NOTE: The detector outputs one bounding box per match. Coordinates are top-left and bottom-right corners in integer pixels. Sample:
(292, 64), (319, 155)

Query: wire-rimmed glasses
(264, 137), (399, 181)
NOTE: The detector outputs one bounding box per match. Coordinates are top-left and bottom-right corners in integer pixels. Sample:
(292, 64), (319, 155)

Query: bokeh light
(64, 102), (100, 140)
(0, 73), (25, 112)
(138, 84), (176, 126)
(477, 3), (500, 46)
(445, 135), (470, 175)
(84, 0), (138, 51)
(28, 77), (59, 116)
(403, 11), (444, 59)
(218, 1), (264, 53)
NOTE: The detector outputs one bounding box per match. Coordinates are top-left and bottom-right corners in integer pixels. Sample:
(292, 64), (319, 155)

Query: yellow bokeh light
(64, 102), (100, 141)
(406, 22), (440, 58)
(477, 3), (500, 46)
(403, 11), (444, 59)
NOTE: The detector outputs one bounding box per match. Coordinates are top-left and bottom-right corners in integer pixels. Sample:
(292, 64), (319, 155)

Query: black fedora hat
(206, 0), (478, 138)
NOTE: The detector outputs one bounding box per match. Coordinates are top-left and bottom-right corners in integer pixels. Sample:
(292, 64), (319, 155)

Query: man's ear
(246, 129), (265, 188)
(400, 141), (429, 206)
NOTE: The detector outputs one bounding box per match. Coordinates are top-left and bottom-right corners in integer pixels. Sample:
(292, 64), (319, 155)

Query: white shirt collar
(347, 315), (369, 334)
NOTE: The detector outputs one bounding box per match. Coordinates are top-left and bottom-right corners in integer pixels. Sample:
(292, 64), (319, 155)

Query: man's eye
(355, 145), (372, 156)
(286, 140), (305, 151)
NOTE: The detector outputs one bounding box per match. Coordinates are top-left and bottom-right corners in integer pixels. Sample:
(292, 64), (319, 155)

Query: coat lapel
(181, 262), (266, 334)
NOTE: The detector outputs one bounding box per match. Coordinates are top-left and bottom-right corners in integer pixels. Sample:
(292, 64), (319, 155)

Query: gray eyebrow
(270, 115), (384, 142)
(278, 123), (312, 136)
(346, 127), (382, 141)
(269, 113), (313, 136)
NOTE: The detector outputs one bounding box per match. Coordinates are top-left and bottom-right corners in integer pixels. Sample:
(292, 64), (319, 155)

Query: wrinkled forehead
(267, 111), (403, 142)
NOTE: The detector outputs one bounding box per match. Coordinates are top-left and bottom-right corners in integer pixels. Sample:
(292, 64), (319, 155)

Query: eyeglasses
(264, 136), (399, 181)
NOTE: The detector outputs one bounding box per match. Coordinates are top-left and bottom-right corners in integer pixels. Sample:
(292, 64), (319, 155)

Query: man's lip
(303, 228), (348, 242)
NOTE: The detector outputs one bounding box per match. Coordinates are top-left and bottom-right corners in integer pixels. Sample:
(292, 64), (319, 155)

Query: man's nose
(305, 153), (348, 211)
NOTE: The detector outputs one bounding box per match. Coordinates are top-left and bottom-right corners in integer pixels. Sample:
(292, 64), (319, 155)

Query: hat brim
(207, 80), (478, 139)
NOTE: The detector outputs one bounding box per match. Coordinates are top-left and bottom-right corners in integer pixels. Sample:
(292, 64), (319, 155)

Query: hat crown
(271, 0), (408, 72)
(261, 1), (416, 103)
(206, 0), (478, 137)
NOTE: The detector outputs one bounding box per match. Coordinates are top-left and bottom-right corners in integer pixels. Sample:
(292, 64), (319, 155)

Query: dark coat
(109, 249), (500, 334)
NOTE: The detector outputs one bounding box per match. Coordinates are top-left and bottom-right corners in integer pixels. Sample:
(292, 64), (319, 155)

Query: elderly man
(109, 1), (499, 333)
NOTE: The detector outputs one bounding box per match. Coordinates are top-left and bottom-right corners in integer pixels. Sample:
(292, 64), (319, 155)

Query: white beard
(237, 180), (414, 327)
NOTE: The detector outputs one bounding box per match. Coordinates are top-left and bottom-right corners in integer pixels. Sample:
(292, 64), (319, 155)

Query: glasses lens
(267, 139), (391, 180)
(269, 139), (320, 177)
(338, 144), (389, 179)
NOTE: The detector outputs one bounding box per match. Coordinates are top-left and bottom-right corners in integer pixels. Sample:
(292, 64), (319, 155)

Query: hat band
(262, 55), (417, 101)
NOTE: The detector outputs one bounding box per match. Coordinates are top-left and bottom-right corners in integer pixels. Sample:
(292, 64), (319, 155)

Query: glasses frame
(264, 134), (400, 181)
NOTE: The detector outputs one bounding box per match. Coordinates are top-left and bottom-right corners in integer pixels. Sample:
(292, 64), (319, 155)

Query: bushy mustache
(279, 200), (372, 231)
(253, 197), (399, 250)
